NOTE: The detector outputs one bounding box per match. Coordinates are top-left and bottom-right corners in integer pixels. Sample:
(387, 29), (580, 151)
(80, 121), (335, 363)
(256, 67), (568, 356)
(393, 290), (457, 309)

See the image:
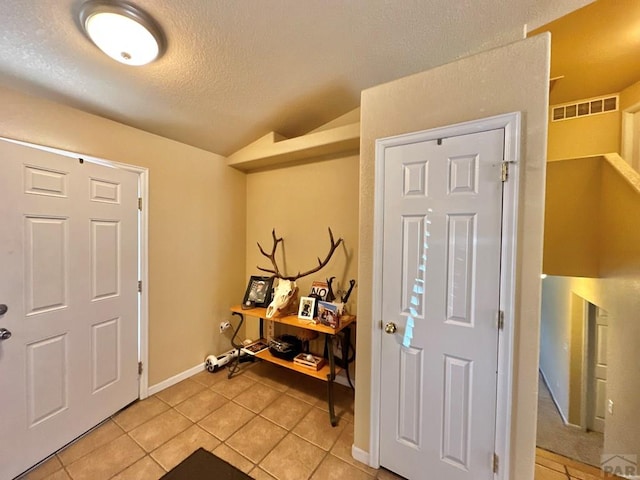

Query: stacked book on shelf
(241, 339), (269, 355)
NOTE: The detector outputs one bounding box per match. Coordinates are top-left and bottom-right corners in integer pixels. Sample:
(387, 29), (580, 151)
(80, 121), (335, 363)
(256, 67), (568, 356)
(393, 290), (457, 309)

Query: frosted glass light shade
(80, 1), (164, 66)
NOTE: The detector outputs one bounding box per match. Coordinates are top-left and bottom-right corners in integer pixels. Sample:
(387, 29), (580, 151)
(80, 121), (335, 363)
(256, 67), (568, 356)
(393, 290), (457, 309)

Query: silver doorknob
(0, 304), (7, 315)
(0, 328), (11, 340)
(384, 322), (397, 334)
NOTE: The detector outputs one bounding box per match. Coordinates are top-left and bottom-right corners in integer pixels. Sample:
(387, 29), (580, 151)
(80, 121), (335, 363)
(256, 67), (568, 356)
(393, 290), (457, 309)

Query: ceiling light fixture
(79, 0), (165, 66)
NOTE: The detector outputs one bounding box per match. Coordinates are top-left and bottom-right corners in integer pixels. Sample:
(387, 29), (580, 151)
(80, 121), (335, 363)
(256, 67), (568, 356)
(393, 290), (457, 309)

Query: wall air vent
(551, 95), (618, 122)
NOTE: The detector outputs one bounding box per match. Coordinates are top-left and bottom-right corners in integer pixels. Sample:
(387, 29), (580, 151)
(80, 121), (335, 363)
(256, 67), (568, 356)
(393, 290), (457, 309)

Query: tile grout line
(42, 367), (355, 480)
(223, 391), (293, 476)
(224, 375), (323, 479)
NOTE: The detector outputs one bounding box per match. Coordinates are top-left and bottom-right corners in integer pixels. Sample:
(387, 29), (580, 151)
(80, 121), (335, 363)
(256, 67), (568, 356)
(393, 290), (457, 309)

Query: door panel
(0, 140), (139, 479)
(398, 346), (423, 447)
(91, 220), (121, 300)
(442, 355), (472, 469)
(27, 334), (68, 426)
(380, 128), (504, 480)
(92, 317), (121, 393)
(25, 216), (69, 314)
(445, 213), (475, 326)
(588, 307), (608, 433)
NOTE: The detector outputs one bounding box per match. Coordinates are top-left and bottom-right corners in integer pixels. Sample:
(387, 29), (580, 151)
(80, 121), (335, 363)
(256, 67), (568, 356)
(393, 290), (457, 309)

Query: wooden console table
(228, 305), (355, 426)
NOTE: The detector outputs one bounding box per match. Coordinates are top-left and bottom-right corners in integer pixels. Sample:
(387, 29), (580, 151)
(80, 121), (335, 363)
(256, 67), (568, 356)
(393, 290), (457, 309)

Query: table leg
(342, 326), (355, 390)
(326, 334), (337, 426)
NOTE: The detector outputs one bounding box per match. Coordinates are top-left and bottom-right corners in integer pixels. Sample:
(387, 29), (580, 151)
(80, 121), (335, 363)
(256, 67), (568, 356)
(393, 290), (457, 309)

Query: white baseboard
(147, 362), (205, 396)
(539, 368), (570, 425)
(352, 445), (372, 467)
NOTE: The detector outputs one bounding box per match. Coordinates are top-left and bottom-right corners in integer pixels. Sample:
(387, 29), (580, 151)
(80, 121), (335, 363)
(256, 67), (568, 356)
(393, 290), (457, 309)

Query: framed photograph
(242, 275), (274, 309)
(298, 296), (316, 320)
(317, 301), (340, 328)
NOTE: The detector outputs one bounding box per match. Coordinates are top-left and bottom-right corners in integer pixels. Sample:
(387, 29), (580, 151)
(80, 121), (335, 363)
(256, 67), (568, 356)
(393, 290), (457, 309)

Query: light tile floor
(19, 362), (621, 480)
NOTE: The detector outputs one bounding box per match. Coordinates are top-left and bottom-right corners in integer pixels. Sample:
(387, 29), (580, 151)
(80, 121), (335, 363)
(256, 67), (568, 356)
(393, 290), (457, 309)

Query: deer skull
(265, 279), (297, 318)
(257, 228), (343, 319)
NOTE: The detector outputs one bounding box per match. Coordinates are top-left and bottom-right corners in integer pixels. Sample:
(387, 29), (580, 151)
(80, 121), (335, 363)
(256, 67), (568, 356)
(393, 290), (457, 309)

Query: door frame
(621, 101), (640, 172)
(369, 112), (521, 479)
(573, 295), (590, 431)
(0, 136), (150, 399)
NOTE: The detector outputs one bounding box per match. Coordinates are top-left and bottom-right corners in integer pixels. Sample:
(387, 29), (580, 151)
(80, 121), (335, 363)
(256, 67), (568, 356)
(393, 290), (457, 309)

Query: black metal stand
(227, 311), (351, 426)
(326, 334), (337, 426)
(227, 311), (256, 378)
(342, 326), (355, 390)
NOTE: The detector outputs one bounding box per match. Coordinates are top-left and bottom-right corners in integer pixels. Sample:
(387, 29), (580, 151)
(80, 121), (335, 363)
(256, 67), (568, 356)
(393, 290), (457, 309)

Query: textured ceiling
(0, 0), (592, 156)
(532, 0), (640, 105)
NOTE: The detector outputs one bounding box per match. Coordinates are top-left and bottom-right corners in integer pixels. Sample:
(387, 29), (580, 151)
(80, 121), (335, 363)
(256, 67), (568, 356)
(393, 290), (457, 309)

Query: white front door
(379, 128), (505, 479)
(587, 306), (608, 434)
(0, 140), (139, 479)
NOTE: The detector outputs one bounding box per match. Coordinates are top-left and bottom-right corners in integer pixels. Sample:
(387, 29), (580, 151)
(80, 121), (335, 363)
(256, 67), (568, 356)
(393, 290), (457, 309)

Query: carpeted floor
(536, 373), (604, 467)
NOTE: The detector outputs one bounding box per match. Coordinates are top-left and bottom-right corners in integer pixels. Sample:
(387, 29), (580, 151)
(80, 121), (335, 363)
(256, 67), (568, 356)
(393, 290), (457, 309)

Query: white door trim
(0, 136), (150, 399)
(621, 101), (640, 171)
(579, 298), (590, 431)
(369, 112), (521, 479)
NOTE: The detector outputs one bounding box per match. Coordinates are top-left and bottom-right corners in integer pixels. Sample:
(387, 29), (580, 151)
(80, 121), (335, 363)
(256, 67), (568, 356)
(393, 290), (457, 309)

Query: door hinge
(138, 280), (142, 293)
(501, 162), (509, 182)
(498, 310), (505, 330)
(493, 452), (499, 473)
(138, 197), (142, 210)
(138, 361), (143, 375)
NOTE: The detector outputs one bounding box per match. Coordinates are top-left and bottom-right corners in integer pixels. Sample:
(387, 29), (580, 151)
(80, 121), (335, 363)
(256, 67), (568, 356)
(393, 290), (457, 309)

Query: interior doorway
(537, 284), (605, 467)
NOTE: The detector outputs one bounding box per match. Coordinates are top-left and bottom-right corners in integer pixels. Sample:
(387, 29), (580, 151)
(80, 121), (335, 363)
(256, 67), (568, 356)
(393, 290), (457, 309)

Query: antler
(257, 229), (284, 277)
(256, 228), (343, 281)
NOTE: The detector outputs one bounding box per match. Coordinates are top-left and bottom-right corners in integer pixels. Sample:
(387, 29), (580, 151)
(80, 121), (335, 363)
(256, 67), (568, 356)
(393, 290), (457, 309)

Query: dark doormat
(160, 448), (253, 480)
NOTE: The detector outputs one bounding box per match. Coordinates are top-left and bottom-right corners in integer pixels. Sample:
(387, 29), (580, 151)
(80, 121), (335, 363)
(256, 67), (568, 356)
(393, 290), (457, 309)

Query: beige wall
(620, 78), (640, 111)
(540, 276), (640, 458)
(543, 157), (601, 277)
(539, 277), (589, 425)
(357, 34), (550, 479)
(244, 155), (360, 342)
(547, 79), (640, 168)
(539, 276), (572, 417)
(547, 110), (620, 161)
(0, 86), (247, 386)
(600, 158), (640, 275)
(540, 156), (640, 457)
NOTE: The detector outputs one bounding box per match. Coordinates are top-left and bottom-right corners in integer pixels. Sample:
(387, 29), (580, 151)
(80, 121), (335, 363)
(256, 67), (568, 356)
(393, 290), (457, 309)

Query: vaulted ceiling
(532, 0), (640, 105)
(0, 0), (592, 156)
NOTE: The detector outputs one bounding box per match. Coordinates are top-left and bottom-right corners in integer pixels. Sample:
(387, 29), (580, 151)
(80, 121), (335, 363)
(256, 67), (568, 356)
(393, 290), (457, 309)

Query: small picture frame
(242, 276), (274, 309)
(298, 296), (316, 320)
(317, 300), (340, 328)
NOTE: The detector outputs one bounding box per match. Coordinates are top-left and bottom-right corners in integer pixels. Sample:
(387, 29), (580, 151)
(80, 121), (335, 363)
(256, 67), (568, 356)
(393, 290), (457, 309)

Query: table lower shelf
(254, 347), (341, 381)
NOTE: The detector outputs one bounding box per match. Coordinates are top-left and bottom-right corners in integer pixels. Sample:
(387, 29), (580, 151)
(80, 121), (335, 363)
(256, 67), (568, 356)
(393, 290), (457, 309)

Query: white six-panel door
(0, 140), (139, 479)
(588, 307), (608, 434)
(380, 129), (505, 479)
